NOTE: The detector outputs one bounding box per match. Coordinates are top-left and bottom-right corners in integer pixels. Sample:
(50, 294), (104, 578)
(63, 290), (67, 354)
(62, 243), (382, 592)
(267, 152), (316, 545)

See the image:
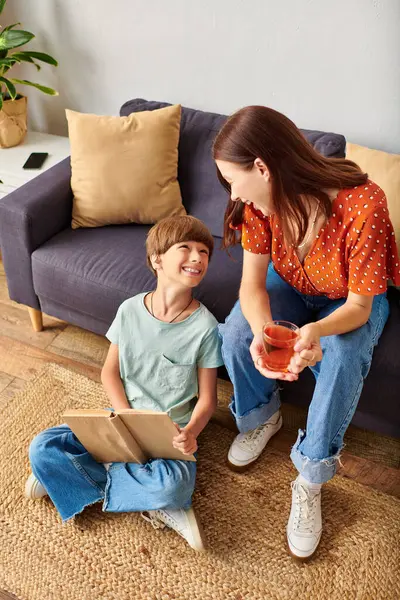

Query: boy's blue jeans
(29, 425), (196, 522)
(218, 264), (389, 484)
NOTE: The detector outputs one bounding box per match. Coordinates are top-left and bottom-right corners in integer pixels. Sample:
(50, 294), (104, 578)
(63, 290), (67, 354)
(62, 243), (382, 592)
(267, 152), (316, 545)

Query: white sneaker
(141, 506), (206, 551)
(25, 473), (48, 499)
(286, 478), (322, 561)
(227, 410), (283, 471)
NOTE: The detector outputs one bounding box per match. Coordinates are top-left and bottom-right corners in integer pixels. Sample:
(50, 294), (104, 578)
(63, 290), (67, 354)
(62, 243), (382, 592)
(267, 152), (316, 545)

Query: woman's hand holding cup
(288, 322), (322, 375)
(250, 321), (323, 380)
(250, 331), (299, 381)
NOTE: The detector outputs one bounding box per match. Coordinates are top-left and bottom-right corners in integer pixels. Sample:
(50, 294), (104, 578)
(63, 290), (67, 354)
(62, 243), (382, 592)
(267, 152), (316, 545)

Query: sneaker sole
(226, 456), (260, 473)
(186, 507), (207, 552)
(287, 541), (319, 562)
(226, 416), (283, 473)
(25, 474), (47, 500)
(286, 531), (322, 563)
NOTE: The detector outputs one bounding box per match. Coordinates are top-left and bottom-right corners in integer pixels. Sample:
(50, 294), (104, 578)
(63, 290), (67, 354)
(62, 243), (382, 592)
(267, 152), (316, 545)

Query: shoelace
(238, 422), (269, 450)
(140, 511), (167, 531)
(141, 510), (185, 536)
(291, 481), (319, 534)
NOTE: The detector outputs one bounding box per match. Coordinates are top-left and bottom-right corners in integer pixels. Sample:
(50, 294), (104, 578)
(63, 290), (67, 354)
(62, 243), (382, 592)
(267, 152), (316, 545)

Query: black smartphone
(22, 152), (49, 170)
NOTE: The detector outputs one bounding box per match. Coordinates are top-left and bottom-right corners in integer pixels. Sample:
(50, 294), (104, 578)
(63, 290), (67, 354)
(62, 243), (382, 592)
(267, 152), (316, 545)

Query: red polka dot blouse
(239, 180), (400, 298)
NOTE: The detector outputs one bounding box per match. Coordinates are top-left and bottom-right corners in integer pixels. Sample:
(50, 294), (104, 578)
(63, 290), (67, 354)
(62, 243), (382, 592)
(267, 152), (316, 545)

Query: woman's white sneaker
(227, 410), (282, 471)
(25, 473), (48, 499)
(141, 506), (206, 551)
(286, 477), (322, 561)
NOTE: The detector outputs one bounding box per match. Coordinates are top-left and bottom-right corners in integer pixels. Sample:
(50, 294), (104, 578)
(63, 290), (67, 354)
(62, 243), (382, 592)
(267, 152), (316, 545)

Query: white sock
(297, 473), (322, 491)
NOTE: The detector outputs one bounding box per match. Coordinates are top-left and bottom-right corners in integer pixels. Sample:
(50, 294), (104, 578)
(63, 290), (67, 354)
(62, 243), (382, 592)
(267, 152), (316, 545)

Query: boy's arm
(101, 343), (131, 410)
(172, 367), (218, 455)
(185, 367), (218, 438)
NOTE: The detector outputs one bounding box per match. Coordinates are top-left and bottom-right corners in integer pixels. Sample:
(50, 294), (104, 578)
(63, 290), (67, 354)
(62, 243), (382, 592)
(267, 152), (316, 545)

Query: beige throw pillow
(66, 105), (185, 229)
(346, 142), (400, 253)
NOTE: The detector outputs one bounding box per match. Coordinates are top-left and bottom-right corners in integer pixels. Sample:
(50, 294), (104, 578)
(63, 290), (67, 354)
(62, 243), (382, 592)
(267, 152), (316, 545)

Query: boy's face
(152, 240), (210, 287)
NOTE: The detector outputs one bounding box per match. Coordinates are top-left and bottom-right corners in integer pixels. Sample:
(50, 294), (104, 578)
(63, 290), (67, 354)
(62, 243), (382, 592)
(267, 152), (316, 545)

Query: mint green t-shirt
(106, 293), (224, 426)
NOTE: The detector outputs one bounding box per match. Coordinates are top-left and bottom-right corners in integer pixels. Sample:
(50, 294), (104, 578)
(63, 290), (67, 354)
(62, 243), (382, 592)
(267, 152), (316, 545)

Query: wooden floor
(0, 257), (399, 600)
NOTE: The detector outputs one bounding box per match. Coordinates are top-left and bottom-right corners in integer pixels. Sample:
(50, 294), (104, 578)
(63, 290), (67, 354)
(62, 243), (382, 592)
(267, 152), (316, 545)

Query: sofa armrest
(0, 157), (73, 309)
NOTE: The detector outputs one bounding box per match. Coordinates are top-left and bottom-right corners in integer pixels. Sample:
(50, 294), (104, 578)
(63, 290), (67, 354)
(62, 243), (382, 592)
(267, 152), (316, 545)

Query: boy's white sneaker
(25, 473), (48, 499)
(141, 506), (206, 551)
(227, 410), (283, 471)
(286, 477), (322, 561)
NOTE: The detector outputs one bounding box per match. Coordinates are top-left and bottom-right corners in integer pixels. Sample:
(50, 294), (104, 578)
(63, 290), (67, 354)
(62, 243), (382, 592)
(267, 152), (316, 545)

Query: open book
(63, 409), (196, 464)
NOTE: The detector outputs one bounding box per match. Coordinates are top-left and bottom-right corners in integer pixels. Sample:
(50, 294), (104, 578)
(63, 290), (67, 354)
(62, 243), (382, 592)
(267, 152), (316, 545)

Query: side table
(0, 130), (70, 199)
(0, 131), (70, 331)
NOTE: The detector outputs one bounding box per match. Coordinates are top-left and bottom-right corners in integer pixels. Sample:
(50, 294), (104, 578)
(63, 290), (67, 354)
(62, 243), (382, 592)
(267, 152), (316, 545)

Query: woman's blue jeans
(29, 425), (197, 522)
(218, 264), (389, 484)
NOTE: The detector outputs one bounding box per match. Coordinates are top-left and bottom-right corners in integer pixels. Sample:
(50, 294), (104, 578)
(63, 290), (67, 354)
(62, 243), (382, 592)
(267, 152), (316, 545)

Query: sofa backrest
(120, 98), (346, 238)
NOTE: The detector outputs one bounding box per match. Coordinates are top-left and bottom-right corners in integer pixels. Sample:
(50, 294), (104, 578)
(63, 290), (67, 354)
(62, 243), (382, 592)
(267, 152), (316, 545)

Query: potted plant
(0, 0), (58, 148)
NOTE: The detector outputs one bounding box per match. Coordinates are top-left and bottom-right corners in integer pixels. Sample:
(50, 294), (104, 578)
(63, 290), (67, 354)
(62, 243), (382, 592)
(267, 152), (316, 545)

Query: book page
(63, 409), (147, 463)
(117, 409), (196, 462)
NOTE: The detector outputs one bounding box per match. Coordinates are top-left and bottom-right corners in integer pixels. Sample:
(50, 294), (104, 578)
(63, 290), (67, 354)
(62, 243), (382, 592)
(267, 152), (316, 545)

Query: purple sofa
(0, 98), (399, 438)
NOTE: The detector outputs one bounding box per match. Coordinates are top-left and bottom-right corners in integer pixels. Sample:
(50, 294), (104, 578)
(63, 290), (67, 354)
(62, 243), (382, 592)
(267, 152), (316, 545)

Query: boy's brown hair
(146, 215), (214, 275)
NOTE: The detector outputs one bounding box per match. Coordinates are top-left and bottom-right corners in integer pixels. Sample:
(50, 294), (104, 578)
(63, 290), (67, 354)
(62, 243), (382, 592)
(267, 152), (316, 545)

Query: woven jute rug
(1, 365), (399, 600)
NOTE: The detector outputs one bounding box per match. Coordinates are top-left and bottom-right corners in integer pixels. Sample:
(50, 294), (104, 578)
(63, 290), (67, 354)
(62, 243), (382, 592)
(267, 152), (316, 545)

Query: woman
(213, 106), (400, 561)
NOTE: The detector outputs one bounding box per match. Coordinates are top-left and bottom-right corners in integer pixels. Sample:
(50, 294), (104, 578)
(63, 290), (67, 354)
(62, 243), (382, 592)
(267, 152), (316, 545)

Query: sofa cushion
(66, 105), (185, 229)
(31, 225), (243, 328)
(120, 99), (347, 237)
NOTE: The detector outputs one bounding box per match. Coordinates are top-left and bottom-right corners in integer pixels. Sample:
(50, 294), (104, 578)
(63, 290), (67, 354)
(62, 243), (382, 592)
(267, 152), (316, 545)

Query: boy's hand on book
(172, 426), (198, 455)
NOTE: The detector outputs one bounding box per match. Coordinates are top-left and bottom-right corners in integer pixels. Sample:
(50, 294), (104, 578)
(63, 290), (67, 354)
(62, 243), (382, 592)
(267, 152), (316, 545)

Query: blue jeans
(29, 425), (197, 522)
(218, 264), (389, 484)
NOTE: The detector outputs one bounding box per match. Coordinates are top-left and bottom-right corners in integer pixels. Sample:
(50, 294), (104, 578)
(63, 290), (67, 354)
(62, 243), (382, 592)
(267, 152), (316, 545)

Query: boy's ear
(150, 254), (162, 271)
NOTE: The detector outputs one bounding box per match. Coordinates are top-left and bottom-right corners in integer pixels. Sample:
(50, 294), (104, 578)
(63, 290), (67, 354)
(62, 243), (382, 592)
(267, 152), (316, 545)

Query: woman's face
(216, 159), (273, 216)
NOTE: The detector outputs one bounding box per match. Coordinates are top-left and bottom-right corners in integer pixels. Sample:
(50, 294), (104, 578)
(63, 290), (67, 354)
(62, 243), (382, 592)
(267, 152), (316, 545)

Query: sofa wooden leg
(28, 307), (43, 332)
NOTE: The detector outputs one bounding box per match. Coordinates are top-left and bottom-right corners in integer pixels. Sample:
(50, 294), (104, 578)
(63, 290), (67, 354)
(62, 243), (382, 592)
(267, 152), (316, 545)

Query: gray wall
(3, 0), (400, 152)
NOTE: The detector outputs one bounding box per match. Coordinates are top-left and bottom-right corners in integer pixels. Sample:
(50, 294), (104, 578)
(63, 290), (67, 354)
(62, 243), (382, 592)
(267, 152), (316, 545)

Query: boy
(26, 215), (223, 551)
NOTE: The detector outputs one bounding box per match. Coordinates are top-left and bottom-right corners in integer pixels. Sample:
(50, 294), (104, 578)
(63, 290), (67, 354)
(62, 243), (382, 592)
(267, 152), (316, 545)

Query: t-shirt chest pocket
(159, 354), (195, 391)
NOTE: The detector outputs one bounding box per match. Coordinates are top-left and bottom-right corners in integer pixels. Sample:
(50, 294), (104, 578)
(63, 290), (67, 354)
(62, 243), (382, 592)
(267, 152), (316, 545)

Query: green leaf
(0, 58), (17, 76)
(0, 76), (17, 99)
(0, 30), (35, 51)
(15, 51), (58, 67)
(2, 23), (22, 33)
(11, 52), (41, 70)
(11, 78), (58, 95)
(0, 58), (16, 68)
(0, 92), (3, 111)
(0, 0), (6, 16)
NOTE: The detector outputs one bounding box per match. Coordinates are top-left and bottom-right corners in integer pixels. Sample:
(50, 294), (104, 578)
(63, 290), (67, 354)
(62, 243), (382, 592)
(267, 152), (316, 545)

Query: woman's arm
(172, 367), (218, 455)
(290, 292), (374, 374)
(101, 343), (131, 410)
(317, 292), (373, 337)
(239, 250), (272, 334)
(239, 250), (300, 381)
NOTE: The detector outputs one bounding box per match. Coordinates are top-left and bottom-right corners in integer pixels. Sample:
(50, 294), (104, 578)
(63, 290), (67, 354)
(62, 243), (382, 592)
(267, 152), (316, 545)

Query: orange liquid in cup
(263, 323), (299, 372)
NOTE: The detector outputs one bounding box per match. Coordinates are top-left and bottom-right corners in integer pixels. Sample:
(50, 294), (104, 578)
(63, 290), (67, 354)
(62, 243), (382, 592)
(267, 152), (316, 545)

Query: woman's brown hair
(212, 105), (368, 249)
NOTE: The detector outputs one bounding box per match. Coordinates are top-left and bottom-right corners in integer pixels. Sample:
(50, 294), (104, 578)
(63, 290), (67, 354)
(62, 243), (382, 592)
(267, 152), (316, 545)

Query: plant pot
(0, 95), (28, 148)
